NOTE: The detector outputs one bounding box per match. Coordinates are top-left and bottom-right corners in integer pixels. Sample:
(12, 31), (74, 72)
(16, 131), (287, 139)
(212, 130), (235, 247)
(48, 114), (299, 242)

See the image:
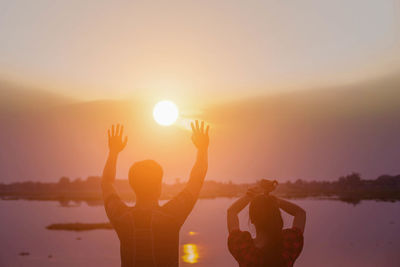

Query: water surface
(0, 199), (399, 266)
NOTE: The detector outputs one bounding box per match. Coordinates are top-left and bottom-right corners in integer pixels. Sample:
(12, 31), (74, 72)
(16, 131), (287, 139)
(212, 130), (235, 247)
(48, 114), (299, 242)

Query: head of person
(249, 195), (283, 234)
(249, 195), (284, 265)
(128, 160), (163, 202)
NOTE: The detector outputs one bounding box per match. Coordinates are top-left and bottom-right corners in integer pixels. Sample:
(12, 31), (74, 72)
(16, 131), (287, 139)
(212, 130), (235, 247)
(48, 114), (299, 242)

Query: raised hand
(108, 124), (128, 154)
(191, 120), (210, 150)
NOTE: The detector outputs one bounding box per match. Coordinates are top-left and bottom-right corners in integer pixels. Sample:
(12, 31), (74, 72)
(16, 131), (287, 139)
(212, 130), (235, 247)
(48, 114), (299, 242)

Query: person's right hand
(108, 124), (128, 154)
(191, 120), (210, 150)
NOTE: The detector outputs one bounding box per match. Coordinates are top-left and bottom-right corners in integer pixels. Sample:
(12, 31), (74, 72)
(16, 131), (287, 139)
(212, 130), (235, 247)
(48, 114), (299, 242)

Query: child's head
(249, 195), (283, 235)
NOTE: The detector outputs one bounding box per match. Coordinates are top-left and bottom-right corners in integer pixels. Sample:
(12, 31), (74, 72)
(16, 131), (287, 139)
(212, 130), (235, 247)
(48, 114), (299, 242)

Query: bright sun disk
(153, 100), (179, 126)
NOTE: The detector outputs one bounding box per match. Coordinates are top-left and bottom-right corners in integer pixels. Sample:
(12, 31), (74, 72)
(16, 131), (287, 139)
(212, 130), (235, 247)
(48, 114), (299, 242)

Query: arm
(101, 124), (128, 201)
(161, 120), (209, 224)
(227, 188), (261, 233)
(184, 120), (210, 198)
(276, 197), (306, 233)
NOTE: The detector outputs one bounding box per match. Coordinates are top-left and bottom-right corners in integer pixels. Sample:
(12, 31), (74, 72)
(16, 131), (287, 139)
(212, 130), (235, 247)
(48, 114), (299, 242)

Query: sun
(153, 100), (179, 126)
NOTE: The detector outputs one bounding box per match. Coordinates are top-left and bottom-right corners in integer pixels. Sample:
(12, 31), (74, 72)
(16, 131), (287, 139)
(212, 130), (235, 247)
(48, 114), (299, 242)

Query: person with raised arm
(227, 180), (306, 267)
(101, 121), (209, 267)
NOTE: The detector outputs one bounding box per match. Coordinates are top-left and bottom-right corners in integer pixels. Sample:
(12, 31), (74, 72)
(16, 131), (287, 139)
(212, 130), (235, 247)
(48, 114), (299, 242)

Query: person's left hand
(191, 120), (210, 150)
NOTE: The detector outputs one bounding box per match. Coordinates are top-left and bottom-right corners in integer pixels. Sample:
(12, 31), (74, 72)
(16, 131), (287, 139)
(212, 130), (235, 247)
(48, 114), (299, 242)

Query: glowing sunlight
(182, 244), (199, 264)
(153, 100), (179, 126)
(188, 231), (198, 236)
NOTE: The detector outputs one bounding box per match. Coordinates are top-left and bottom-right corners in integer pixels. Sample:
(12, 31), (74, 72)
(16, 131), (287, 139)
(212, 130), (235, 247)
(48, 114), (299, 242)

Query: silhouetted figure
(102, 121), (209, 267)
(227, 180), (306, 267)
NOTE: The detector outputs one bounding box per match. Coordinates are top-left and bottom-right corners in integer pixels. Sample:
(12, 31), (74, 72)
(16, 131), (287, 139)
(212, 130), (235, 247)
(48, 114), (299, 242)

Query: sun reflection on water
(182, 243), (199, 264)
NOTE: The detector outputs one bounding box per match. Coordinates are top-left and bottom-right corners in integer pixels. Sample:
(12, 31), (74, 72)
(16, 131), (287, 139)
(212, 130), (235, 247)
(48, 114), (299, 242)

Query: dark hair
(249, 195), (284, 266)
(128, 160), (163, 200)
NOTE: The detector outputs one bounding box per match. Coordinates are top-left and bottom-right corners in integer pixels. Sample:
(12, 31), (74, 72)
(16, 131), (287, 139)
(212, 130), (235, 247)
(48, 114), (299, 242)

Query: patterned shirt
(104, 189), (196, 267)
(228, 228), (304, 267)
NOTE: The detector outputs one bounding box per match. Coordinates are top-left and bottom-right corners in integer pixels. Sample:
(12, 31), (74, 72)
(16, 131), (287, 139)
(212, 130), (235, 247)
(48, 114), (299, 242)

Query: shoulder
(174, 189), (195, 202)
(158, 189), (196, 225)
(160, 189), (195, 215)
(104, 193), (132, 226)
(104, 193), (122, 206)
(162, 189), (195, 207)
(104, 193), (128, 212)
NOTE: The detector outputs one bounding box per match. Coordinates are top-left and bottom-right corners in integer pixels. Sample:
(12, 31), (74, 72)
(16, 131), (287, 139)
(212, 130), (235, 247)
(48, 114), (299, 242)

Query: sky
(0, 1), (400, 183)
(0, 0), (399, 101)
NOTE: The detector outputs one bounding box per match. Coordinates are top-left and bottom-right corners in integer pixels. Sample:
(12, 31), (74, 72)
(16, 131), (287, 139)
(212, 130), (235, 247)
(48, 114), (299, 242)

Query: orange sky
(0, 1), (400, 183)
(0, 0), (399, 101)
(1, 74), (400, 183)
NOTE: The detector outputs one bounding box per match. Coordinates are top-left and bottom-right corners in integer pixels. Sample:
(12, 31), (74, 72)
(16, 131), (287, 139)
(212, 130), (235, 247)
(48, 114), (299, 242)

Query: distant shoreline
(2, 190), (399, 206)
(1, 173), (400, 205)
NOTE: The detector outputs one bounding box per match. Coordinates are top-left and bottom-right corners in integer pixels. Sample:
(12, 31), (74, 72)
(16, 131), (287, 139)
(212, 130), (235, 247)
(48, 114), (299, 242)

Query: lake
(0, 198), (399, 266)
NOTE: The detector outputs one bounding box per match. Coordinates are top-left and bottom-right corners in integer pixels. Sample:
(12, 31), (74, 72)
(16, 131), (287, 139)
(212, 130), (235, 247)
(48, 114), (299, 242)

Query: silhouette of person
(227, 180), (306, 267)
(101, 121), (209, 267)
